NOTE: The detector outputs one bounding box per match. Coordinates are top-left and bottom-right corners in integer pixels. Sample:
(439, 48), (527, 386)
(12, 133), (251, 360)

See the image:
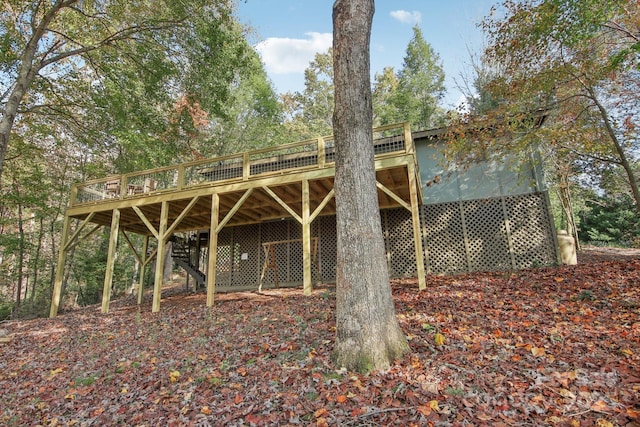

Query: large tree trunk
(332, 0), (410, 373)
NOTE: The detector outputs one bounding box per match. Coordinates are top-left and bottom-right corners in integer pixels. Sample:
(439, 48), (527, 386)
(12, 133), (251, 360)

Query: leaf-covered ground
(1, 249), (639, 426)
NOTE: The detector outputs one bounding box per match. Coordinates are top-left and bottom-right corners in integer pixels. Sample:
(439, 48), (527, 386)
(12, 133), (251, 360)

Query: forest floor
(1, 247), (639, 426)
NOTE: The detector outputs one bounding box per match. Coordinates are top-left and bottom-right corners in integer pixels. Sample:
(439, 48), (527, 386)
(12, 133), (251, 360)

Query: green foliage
(286, 27), (448, 136)
(198, 48), (285, 157)
(372, 67), (399, 127)
(1, 0), (258, 177)
(0, 1), (285, 318)
(371, 27), (447, 130)
(392, 26), (447, 130)
(282, 49), (335, 139)
(0, 298), (13, 321)
(580, 194), (640, 247)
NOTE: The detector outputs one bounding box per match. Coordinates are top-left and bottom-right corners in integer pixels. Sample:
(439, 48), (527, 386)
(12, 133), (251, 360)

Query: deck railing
(71, 122), (413, 206)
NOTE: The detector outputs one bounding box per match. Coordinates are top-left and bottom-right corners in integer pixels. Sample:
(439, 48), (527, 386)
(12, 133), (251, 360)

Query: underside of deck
(50, 123), (426, 317)
(65, 160), (415, 235)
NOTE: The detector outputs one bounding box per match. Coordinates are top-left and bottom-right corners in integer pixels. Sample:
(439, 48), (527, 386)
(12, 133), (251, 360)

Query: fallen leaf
(591, 400), (609, 413)
(434, 333), (446, 346)
(49, 367), (64, 377)
(420, 380), (439, 394)
(314, 408), (328, 418)
(626, 408), (640, 419)
(531, 346), (545, 357)
(417, 405), (432, 416)
(558, 388), (575, 399)
(169, 370), (180, 383)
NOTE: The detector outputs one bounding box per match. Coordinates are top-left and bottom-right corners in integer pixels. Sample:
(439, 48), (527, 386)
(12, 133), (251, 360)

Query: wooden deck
(50, 123), (426, 317)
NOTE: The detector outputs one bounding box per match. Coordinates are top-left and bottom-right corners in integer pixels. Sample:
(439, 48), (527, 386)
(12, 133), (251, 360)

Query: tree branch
(603, 21), (639, 42)
(39, 20), (186, 69)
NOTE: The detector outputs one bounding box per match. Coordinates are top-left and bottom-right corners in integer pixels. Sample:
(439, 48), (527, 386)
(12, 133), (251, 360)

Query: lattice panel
(464, 199), (512, 271)
(208, 193), (556, 288)
(231, 224), (261, 287)
(422, 203), (468, 274)
(286, 240), (304, 284)
(384, 209), (417, 277)
(214, 227), (233, 287)
(506, 193), (557, 269)
(318, 216), (337, 282)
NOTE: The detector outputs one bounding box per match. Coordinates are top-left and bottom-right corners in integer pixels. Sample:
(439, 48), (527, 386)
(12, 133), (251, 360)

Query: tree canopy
(0, 0), (285, 317)
(0, 0), (256, 178)
(452, 0), (640, 217)
(390, 26), (446, 130)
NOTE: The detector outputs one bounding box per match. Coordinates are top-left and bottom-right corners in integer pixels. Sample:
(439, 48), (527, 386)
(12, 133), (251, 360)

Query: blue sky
(236, 0), (500, 108)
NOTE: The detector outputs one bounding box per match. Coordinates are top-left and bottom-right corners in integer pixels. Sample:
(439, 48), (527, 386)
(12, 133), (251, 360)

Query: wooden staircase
(171, 235), (206, 289)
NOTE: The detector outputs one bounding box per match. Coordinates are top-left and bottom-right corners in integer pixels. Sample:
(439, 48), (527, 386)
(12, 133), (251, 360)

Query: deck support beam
(374, 166), (426, 290)
(407, 162), (426, 290)
(101, 208), (121, 313)
(302, 179), (312, 295)
(152, 201), (169, 313)
(263, 182), (319, 295)
(207, 193), (220, 306)
(138, 236), (150, 305)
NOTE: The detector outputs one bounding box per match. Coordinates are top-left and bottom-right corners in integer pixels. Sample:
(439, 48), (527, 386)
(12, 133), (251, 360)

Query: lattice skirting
(210, 192), (557, 290)
(422, 193), (557, 275)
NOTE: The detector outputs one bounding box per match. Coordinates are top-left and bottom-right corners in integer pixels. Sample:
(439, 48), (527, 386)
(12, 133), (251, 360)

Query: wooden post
(242, 152), (250, 180)
(207, 193), (220, 306)
(49, 215), (71, 318)
(101, 208), (121, 313)
(403, 121), (413, 153)
(408, 162), (426, 290)
(177, 164), (185, 190)
(69, 184), (78, 207)
(152, 201), (169, 313)
(318, 137), (326, 168)
(302, 179), (312, 295)
(138, 235), (149, 305)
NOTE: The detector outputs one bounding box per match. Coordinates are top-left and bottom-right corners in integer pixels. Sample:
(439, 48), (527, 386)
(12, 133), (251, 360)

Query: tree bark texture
(332, 0), (410, 373)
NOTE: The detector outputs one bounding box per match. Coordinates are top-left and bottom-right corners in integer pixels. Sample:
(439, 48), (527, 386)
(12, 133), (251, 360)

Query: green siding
(415, 140), (543, 204)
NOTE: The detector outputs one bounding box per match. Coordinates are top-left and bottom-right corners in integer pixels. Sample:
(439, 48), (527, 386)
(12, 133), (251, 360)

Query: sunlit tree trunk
(332, 0), (410, 373)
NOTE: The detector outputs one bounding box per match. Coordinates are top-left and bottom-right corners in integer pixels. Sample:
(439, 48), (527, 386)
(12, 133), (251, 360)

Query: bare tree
(332, 0), (410, 373)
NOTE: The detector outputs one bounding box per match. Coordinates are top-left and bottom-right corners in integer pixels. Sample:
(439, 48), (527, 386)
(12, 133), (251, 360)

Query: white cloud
(255, 32), (332, 75)
(390, 10), (422, 25)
